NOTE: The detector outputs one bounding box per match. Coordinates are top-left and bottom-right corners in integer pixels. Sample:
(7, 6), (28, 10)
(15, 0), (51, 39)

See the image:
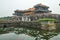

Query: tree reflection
(13, 28), (59, 40)
(0, 27), (60, 40)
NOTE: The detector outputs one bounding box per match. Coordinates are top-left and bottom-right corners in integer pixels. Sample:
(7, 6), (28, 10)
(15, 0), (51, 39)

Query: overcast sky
(0, 0), (60, 17)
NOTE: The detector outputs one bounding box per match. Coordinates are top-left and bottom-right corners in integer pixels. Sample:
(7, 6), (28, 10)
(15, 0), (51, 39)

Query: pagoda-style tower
(34, 3), (51, 13)
(13, 3), (56, 21)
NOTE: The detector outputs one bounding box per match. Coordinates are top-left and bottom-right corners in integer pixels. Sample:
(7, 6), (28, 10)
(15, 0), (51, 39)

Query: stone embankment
(0, 20), (60, 30)
(0, 21), (41, 29)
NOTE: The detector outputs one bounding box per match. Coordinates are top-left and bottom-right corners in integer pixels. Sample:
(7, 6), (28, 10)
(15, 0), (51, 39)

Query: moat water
(0, 24), (60, 40)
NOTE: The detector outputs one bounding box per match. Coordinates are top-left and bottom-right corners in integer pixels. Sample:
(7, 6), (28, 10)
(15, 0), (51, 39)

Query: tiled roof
(34, 3), (49, 8)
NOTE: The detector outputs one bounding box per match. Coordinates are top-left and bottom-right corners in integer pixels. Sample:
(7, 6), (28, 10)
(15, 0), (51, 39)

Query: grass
(37, 18), (56, 22)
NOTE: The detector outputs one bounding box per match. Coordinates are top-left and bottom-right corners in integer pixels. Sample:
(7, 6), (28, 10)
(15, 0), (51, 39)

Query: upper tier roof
(34, 3), (49, 8)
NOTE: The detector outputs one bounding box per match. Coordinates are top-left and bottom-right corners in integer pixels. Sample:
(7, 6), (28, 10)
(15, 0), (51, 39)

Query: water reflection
(0, 27), (60, 40)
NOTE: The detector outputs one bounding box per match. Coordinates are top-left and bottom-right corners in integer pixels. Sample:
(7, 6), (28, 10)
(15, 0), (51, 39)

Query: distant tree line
(0, 16), (12, 21)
